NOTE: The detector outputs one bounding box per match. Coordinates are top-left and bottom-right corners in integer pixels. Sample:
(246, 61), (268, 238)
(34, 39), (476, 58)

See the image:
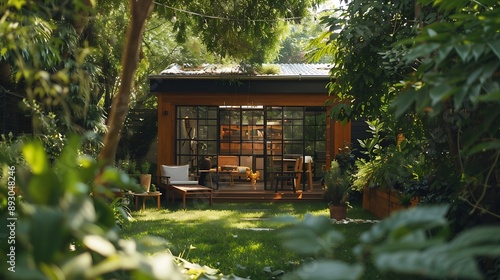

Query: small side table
(132, 192), (162, 211)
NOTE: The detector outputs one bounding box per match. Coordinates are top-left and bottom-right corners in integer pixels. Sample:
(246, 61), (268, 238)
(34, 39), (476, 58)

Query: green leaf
(54, 134), (81, 174)
(280, 214), (344, 255)
(479, 61), (500, 84)
(466, 140), (500, 156)
(7, 0), (26, 10)
(471, 43), (485, 61)
(455, 44), (471, 62)
(27, 172), (61, 205)
(405, 43), (440, 63)
(453, 87), (468, 110)
(61, 252), (93, 279)
(22, 140), (50, 174)
(476, 89), (500, 102)
(450, 226), (500, 249)
(374, 250), (484, 279)
(360, 205), (449, 244)
(66, 196), (96, 231)
(99, 166), (140, 191)
(373, 225), (500, 280)
(285, 260), (364, 280)
(436, 44), (453, 64)
(93, 197), (117, 229)
(85, 255), (134, 279)
(393, 89), (416, 118)
(83, 235), (117, 256)
(429, 84), (452, 105)
(466, 67), (483, 86)
(30, 206), (66, 264)
(487, 39), (500, 60)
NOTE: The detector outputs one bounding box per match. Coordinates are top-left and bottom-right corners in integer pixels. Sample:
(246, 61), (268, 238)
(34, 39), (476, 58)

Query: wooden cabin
(150, 64), (351, 190)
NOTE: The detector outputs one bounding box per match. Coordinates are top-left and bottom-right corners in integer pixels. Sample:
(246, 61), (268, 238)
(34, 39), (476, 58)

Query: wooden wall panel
(157, 95), (175, 175)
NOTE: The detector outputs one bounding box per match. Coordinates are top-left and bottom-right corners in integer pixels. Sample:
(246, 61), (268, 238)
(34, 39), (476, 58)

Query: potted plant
(140, 161), (152, 192)
(323, 160), (351, 220)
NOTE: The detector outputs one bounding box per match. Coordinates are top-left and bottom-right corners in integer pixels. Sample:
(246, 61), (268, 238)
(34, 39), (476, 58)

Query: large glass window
(304, 107), (327, 178)
(176, 106), (218, 172)
(175, 105), (326, 182)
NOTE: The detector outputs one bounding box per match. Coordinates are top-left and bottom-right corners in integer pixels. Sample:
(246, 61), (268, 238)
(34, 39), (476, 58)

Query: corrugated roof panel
(278, 64), (331, 75)
(159, 63), (331, 76)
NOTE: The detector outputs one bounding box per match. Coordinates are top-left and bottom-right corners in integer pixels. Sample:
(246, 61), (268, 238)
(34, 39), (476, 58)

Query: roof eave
(148, 74), (332, 81)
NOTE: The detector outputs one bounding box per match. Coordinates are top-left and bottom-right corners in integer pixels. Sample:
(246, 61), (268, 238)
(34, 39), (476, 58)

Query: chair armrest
(160, 175), (171, 186)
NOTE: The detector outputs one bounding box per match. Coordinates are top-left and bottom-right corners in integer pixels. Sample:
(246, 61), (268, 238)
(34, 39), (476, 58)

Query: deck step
(212, 190), (324, 203)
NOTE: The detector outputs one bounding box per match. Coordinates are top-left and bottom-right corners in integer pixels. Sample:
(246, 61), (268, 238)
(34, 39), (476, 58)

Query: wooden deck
(155, 179), (325, 208)
(208, 181), (324, 203)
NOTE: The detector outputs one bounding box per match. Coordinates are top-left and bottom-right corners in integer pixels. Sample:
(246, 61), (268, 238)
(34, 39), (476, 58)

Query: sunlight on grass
(121, 202), (379, 279)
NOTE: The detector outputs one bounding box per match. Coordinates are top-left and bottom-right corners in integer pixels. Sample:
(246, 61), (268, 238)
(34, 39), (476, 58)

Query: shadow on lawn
(124, 200), (415, 280)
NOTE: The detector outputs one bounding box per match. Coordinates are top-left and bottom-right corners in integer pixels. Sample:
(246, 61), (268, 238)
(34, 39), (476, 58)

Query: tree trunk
(98, 0), (154, 166)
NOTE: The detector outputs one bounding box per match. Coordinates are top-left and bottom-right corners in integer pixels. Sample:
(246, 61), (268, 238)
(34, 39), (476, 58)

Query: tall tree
(320, 0), (419, 122)
(154, 0), (326, 64)
(393, 0), (500, 223)
(315, 0), (500, 226)
(0, 0), (105, 157)
(275, 13), (333, 64)
(98, 0), (154, 165)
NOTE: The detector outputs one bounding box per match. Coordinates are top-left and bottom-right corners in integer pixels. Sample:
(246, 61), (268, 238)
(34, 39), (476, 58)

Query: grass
(120, 200), (387, 279)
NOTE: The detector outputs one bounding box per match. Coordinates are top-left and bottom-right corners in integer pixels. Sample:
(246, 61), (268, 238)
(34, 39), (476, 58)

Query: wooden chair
(303, 156), (313, 190)
(293, 157), (303, 189)
(273, 157), (303, 193)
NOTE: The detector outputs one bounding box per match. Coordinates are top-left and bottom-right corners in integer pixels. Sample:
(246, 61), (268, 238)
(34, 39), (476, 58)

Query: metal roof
(159, 63), (331, 76)
(278, 64), (331, 76)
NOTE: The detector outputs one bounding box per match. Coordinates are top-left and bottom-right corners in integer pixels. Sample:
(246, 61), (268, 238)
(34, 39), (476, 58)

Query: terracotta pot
(140, 174), (152, 192)
(329, 204), (347, 220)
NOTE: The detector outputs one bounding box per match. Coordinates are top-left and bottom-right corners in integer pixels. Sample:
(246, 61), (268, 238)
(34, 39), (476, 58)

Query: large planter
(329, 204), (347, 220)
(362, 186), (419, 218)
(140, 174), (152, 192)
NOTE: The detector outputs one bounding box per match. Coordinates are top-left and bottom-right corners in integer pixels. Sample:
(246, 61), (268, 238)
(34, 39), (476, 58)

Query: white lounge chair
(160, 164), (199, 186)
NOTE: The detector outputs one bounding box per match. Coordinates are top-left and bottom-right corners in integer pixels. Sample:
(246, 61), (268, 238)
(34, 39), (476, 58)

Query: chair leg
(307, 171), (313, 190)
(306, 162), (313, 190)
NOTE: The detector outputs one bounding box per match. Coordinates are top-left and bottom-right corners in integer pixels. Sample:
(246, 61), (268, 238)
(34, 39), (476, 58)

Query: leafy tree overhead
(393, 0), (500, 225)
(0, 0), (105, 157)
(154, 0), (327, 64)
(319, 0), (420, 122)
(315, 0), (500, 227)
(275, 12), (334, 64)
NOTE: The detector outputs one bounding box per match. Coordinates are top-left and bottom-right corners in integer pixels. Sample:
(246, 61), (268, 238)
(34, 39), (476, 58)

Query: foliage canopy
(314, 0), (500, 226)
(154, 0), (326, 64)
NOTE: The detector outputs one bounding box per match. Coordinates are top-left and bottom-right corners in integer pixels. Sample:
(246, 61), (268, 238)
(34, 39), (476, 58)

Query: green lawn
(120, 201), (393, 279)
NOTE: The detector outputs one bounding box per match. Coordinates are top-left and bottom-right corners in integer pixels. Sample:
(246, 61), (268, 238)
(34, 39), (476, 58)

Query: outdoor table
(209, 167), (237, 188)
(168, 185), (213, 208)
(132, 192), (162, 211)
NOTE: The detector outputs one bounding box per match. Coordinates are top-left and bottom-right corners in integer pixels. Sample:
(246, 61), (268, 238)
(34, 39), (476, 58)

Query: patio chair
(160, 164), (213, 207)
(273, 157), (303, 193)
(160, 164), (199, 187)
